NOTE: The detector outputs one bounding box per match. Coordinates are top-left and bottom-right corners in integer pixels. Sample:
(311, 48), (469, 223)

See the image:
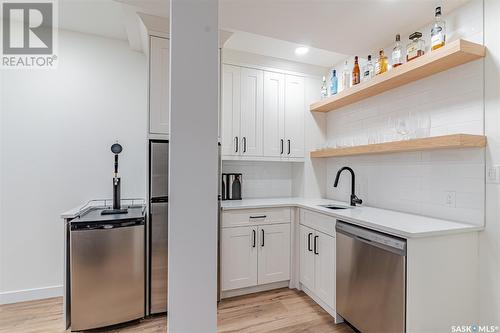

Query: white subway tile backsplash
(324, 1), (485, 226)
(222, 161), (294, 199)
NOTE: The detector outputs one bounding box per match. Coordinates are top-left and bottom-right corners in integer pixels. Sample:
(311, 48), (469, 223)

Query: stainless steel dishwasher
(336, 221), (407, 333)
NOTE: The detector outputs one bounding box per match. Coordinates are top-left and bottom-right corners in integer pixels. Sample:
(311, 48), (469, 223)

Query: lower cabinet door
(299, 225), (315, 291)
(258, 224), (290, 285)
(314, 231), (336, 309)
(221, 226), (258, 291)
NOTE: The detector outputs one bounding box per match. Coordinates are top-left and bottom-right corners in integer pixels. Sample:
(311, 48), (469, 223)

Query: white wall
(325, 0), (485, 225)
(480, 0), (500, 325)
(0, 30), (147, 302)
(168, 0), (218, 331)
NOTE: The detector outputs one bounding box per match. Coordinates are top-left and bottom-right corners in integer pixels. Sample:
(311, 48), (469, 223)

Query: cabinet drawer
(300, 209), (336, 237)
(222, 208), (291, 228)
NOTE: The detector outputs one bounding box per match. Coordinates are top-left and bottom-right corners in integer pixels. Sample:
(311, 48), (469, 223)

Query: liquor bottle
(352, 56), (360, 86)
(431, 6), (446, 51)
(362, 55), (374, 82)
(320, 76), (328, 99)
(330, 70), (338, 95)
(376, 49), (389, 75)
(341, 60), (351, 91)
(407, 32), (425, 61)
(392, 34), (403, 67)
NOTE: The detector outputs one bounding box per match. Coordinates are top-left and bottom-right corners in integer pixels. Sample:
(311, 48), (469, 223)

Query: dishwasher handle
(71, 218), (144, 231)
(336, 220), (407, 256)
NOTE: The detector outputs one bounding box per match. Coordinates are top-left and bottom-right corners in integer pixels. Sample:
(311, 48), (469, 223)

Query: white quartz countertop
(221, 197), (483, 238)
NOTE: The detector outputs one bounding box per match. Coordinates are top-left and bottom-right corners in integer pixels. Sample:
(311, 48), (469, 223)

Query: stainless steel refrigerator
(149, 140), (168, 314)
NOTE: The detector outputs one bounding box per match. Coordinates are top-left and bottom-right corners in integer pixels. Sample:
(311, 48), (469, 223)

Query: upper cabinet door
(240, 68), (264, 156)
(221, 65), (242, 156)
(149, 37), (170, 135)
(257, 224), (290, 285)
(221, 226), (258, 291)
(284, 75), (305, 158)
(314, 231), (336, 310)
(263, 72), (285, 157)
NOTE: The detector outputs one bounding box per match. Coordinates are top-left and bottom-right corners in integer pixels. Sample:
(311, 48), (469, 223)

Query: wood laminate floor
(0, 288), (354, 333)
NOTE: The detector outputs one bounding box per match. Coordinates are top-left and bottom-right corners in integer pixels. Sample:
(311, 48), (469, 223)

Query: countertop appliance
(149, 140), (168, 314)
(223, 173), (242, 200)
(69, 206), (146, 331)
(336, 221), (407, 333)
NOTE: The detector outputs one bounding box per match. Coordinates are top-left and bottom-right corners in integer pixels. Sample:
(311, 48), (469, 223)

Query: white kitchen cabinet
(221, 208), (291, 293)
(284, 75), (305, 158)
(263, 71), (285, 157)
(299, 225), (315, 291)
(221, 226), (258, 291)
(149, 36), (170, 135)
(313, 231), (335, 310)
(222, 65), (241, 156)
(299, 210), (336, 312)
(222, 64), (306, 160)
(240, 68), (264, 156)
(258, 223), (290, 285)
(221, 65), (264, 157)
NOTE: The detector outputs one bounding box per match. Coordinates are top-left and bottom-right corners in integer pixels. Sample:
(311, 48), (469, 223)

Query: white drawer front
(222, 208), (291, 228)
(300, 209), (336, 237)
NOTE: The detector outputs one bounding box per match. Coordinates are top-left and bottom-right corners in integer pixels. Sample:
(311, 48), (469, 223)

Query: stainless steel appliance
(223, 173), (242, 200)
(149, 140), (168, 314)
(336, 221), (407, 333)
(70, 206), (146, 331)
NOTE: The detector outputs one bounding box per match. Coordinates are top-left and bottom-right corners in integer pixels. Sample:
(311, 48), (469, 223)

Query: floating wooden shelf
(310, 134), (487, 158)
(310, 39), (486, 113)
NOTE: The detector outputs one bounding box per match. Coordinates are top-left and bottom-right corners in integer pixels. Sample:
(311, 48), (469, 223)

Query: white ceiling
(220, 0), (470, 56)
(224, 31), (346, 67)
(57, 0), (471, 66)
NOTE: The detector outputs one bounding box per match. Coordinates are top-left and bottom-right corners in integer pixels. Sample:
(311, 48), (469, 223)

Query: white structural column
(169, 0), (219, 332)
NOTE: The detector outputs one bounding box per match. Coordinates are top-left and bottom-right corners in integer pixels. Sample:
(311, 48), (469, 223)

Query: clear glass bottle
(320, 76), (328, 99)
(392, 34), (403, 67)
(352, 56), (361, 86)
(362, 55), (374, 82)
(376, 49), (389, 75)
(406, 32), (425, 61)
(330, 70), (338, 95)
(431, 6), (446, 51)
(341, 60), (351, 91)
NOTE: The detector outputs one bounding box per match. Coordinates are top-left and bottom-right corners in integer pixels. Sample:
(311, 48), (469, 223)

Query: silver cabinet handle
(261, 229), (265, 247)
(234, 137), (239, 153)
(242, 137), (247, 153)
(252, 229), (256, 248)
(287, 139), (291, 155)
(280, 139), (284, 155)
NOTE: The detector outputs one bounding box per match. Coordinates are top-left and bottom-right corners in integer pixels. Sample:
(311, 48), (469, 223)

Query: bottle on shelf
(352, 56), (361, 86)
(320, 76), (328, 99)
(362, 55), (374, 82)
(406, 32), (425, 62)
(392, 34), (404, 68)
(376, 49), (389, 75)
(341, 60), (351, 91)
(431, 6), (446, 51)
(330, 69), (338, 95)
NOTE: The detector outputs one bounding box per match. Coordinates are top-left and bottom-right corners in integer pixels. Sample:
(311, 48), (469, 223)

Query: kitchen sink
(319, 204), (350, 210)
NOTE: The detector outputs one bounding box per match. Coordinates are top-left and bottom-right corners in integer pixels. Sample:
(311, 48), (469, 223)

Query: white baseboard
(221, 281), (289, 299)
(0, 285), (63, 305)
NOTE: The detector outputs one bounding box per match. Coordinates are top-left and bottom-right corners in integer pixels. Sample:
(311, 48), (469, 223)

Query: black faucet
(334, 166), (363, 207)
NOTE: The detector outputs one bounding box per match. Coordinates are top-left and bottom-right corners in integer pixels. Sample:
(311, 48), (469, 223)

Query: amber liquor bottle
(352, 56), (361, 86)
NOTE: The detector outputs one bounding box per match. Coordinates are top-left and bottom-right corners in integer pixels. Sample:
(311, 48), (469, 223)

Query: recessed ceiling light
(295, 46), (309, 56)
